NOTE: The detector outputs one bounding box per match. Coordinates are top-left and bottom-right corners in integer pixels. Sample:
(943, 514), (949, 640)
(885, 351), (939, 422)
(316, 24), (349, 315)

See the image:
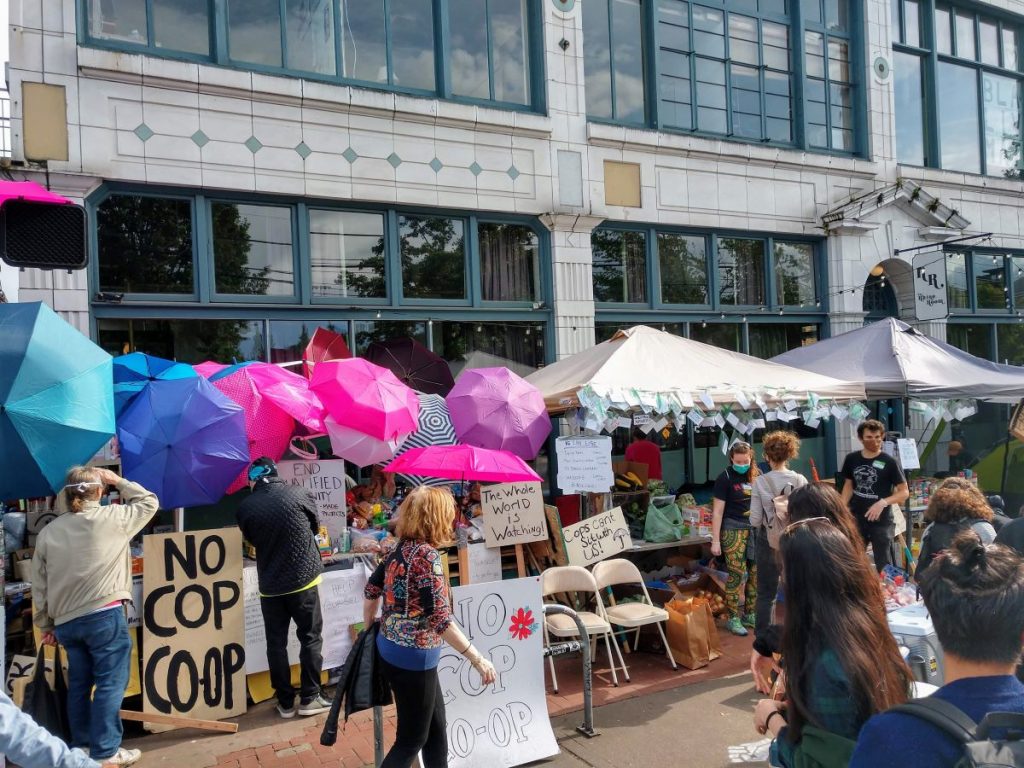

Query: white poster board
(480, 482), (548, 548)
(897, 438), (921, 470)
(243, 564), (368, 674)
(466, 542), (503, 584)
(562, 506), (633, 567)
(439, 577), (558, 767)
(555, 436), (614, 493)
(277, 459), (348, 545)
(913, 251), (949, 321)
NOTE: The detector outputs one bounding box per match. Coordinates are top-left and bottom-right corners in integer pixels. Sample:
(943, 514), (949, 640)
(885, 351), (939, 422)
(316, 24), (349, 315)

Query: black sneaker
(297, 693), (332, 716)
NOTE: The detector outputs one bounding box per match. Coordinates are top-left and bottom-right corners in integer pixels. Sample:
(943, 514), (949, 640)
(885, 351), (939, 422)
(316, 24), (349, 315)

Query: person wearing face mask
(711, 441), (759, 636)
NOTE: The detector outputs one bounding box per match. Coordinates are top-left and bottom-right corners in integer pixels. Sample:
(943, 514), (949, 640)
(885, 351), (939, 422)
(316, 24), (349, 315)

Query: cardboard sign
(465, 542), (503, 584)
(243, 565), (368, 674)
(439, 578), (558, 767)
(897, 438), (921, 470)
(561, 506), (633, 567)
(555, 436), (614, 493)
(480, 482), (548, 548)
(277, 459), (348, 546)
(142, 529), (246, 720)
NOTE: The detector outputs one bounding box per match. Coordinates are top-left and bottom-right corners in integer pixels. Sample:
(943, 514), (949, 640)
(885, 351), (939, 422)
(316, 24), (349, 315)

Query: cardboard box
(613, 461), (649, 486)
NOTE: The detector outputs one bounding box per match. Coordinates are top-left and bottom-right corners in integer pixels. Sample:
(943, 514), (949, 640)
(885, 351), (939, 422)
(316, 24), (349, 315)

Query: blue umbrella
(0, 302), (115, 499)
(117, 377), (249, 509)
(113, 352), (196, 416)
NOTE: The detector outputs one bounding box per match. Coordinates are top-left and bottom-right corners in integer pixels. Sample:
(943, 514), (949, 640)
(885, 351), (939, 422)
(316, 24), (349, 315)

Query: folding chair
(593, 558), (677, 670)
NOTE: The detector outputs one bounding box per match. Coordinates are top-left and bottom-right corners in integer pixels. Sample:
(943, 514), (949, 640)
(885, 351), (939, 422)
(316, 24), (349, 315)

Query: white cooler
(888, 603), (944, 686)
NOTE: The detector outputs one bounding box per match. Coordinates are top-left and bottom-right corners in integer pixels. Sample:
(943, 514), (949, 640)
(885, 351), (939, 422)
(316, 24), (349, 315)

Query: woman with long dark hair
(753, 518), (913, 766)
(711, 441), (759, 636)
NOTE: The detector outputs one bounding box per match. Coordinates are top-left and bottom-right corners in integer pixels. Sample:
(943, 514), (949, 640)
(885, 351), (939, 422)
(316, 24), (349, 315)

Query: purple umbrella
(446, 367), (551, 460)
(117, 377), (250, 509)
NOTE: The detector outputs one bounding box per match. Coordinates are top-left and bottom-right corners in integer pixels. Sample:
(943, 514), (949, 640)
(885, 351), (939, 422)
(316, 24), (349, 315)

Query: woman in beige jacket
(32, 466), (158, 767)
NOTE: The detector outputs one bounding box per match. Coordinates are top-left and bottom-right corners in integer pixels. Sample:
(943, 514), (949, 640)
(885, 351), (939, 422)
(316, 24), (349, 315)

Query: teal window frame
(945, 248), (1020, 315)
(583, 0), (866, 156)
(892, 0), (1024, 177)
(591, 222), (825, 313)
(77, 0), (547, 114)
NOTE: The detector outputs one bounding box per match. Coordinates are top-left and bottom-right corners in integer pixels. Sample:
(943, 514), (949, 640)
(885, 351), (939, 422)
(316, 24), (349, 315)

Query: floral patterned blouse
(364, 538), (452, 649)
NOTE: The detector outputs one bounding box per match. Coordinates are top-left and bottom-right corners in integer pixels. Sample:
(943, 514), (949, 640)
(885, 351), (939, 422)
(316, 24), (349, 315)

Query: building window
(948, 323), (994, 360)
(748, 322), (819, 358)
(947, 252), (970, 309)
(81, 0), (538, 110)
(893, 0), (1024, 177)
(96, 194), (195, 295)
(583, 0), (647, 123)
(478, 223), (540, 303)
(658, 233), (708, 304)
(718, 237), (766, 306)
(309, 210), (387, 299)
(399, 215), (467, 300)
(97, 318), (266, 363)
(974, 253), (1008, 310)
(774, 241), (817, 306)
(212, 203), (295, 298)
(591, 0), (858, 153)
(591, 229), (648, 303)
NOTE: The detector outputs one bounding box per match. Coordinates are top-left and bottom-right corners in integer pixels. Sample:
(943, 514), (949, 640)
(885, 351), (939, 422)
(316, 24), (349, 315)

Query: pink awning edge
(0, 180), (72, 205)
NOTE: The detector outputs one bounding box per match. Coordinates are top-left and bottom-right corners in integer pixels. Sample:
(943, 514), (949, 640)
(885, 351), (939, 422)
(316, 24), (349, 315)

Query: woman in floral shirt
(363, 486), (496, 768)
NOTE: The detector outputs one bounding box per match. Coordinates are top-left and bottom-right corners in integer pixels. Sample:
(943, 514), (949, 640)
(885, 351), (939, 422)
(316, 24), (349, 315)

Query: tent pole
(1001, 426), (1013, 497)
(174, 507), (184, 533)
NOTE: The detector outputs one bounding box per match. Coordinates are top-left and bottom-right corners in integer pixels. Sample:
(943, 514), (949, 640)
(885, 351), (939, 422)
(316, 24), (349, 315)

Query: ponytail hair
(62, 466), (103, 513)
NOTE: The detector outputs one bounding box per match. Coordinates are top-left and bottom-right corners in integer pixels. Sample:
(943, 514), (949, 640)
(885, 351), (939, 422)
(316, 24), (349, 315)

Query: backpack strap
(891, 698), (980, 744)
(975, 711), (1024, 740)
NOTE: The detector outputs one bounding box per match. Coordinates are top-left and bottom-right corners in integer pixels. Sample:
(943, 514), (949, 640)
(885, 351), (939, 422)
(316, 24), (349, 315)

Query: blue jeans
(54, 608), (131, 761)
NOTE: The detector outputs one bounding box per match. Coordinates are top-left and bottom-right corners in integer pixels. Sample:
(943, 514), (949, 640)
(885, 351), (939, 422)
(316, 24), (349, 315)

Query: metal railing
(0, 88), (10, 159)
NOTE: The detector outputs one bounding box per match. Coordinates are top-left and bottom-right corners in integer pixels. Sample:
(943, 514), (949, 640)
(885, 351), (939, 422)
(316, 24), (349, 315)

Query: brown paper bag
(702, 598), (722, 661)
(664, 598), (711, 669)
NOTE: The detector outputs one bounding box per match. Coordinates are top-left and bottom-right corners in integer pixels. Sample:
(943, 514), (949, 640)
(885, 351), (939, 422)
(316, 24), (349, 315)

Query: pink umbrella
(384, 445), (541, 483)
(310, 358), (420, 442)
(446, 367), (552, 460)
(246, 363), (326, 432)
(325, 417), (406, 467)
(194, 361), (228, 378)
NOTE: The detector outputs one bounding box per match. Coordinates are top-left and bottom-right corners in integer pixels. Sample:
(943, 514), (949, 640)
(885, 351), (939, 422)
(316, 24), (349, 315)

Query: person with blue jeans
(33, 466), (159, 767)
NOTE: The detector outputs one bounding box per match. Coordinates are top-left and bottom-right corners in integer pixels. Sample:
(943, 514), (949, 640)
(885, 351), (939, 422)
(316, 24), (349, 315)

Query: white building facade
(6, 0), (1024, 475)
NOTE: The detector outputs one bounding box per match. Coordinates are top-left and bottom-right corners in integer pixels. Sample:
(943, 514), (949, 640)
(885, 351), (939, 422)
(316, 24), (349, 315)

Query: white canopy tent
(526, 325), (865, 414)
(771, 318), (1024, 404)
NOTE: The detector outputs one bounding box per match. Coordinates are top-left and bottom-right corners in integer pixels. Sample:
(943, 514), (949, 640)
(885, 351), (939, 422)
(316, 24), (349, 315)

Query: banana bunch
(614, 471), (645, 491)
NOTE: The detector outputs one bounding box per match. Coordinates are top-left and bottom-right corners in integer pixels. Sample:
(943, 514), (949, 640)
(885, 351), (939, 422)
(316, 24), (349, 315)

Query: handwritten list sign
(480, 482), (548, 548)
(555, 436), (614, 493)
(562, 506), (633, 567)
(277, 460), (347, 545)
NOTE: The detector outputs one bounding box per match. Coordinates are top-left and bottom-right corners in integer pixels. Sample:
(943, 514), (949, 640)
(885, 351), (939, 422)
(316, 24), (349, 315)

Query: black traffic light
(1, 197), (87, 270)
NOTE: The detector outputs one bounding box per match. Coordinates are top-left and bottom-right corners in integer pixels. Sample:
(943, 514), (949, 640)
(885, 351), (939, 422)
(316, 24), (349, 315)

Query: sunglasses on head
(731, 442), (752, 451)
(783, 516), (832, 535)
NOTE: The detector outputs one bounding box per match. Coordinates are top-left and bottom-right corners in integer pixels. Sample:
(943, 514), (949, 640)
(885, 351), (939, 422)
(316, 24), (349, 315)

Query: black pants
(857, 513), (896, 572)
(260, 585), (323, 707)
(379, 658), (447, 768)
(753, 527), (780, 640)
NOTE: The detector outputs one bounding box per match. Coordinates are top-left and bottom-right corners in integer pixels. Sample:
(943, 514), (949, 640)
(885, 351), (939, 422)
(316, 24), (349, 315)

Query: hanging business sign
(913, 251), (949, 321)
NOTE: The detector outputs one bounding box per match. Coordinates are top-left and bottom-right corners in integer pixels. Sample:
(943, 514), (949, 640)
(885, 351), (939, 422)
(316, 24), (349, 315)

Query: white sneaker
(276, 702), (297, 719)
(98, 747), (142, 766)
(297, 693), (332, 716)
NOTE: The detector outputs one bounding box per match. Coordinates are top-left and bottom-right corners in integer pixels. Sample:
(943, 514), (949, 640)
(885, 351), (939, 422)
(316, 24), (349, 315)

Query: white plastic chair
(593, 558), (677, 670)
(541, 565), (629, 691)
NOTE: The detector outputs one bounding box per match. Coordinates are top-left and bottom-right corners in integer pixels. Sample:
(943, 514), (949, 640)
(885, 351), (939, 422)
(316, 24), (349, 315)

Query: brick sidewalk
(125, 631), (753, 767)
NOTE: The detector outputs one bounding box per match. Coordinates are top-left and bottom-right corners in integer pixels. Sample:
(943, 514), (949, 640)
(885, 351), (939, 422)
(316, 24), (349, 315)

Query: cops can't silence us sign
(479, 482), (548, 549)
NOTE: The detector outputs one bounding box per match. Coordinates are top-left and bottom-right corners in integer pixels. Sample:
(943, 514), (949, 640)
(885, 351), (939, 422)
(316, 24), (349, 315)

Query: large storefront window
(893, 0), (1024, 177)
(212, 203), (295, 298)
(479, 223), (540, 303)
(586, 0), (861, 153)
(658, 233), (708, 304)
(97, 318), (266, 363)
(81, 0), (540, 110)
(309, 210), (387, 299)
(718, 238), (766, 306)
(592, 229), (648, 303)
(399, 215), (467, 301)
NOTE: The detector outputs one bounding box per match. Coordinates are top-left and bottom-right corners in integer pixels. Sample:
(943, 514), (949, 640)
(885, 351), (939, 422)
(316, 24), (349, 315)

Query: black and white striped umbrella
(392, 393), (458, 486)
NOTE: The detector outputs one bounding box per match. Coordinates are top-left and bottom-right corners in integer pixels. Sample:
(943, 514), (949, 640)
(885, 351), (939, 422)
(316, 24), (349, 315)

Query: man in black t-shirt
(840, 419), (909, 572)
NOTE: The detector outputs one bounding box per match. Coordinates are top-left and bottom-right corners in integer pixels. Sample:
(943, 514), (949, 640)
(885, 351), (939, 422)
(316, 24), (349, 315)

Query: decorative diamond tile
(342, 147), (358, 164)
(133, 123), (153, 142)
(190, 130), (209, 148)
(295, 141), (312, 159)
(244, 135), (263, 153)
(386, 152), (403, 168)
(429, 157), (443, 173)
(469, 161), (483, 176)
(507, 165), (521, 180)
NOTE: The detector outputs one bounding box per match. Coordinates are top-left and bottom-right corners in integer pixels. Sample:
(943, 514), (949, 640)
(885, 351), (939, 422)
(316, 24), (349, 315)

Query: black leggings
(380, 658), (448, 768)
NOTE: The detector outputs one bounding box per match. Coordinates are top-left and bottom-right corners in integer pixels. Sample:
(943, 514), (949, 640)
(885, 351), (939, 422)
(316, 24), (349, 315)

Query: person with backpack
(850, 531), (1024, 768)
(915, 478), (996, 578)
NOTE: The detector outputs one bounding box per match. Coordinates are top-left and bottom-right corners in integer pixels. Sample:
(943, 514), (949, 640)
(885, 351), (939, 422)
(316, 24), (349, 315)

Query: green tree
(398, 216), (466, 299)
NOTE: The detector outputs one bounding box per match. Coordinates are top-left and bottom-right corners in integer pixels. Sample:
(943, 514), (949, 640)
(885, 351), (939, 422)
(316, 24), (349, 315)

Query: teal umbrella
(0, 302), (115, 499)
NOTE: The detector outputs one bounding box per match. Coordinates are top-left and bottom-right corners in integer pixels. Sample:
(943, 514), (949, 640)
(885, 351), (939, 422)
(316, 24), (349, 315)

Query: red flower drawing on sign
(509, 607), (538, 640)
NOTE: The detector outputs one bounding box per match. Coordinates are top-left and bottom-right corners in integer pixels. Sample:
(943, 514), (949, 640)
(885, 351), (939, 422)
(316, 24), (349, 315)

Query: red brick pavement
(125, 630), (753, 767)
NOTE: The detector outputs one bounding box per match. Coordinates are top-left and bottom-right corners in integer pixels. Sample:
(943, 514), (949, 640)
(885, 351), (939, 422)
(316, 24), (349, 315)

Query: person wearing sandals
(749, 431), (808, 644)
(712, 441), (759, 636)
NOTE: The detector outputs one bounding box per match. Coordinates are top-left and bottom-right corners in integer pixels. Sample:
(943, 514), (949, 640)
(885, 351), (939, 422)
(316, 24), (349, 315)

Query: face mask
(732, 463), (750, 474)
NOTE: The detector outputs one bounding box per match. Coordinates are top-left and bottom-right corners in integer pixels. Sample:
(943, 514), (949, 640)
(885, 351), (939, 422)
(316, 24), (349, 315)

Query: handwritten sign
(562, 506), (633, 567)
(243, 565), (367, 674)
(480, 482), (548, 548)
(465, 542), (503, 584)
(555, 436), (613, 493)
(142, 529), (246, 720)
(897, 438), (921, 470)
(439, 577), (558, 767)
(277, 459), (348, 545)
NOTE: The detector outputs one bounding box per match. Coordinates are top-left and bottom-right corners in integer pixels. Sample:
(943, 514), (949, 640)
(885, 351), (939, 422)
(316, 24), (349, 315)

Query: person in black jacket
(237, 457), (331, 719)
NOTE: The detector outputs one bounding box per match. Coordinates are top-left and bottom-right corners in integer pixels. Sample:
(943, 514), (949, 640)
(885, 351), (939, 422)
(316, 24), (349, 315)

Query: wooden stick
(514, 544), (526, 578)
(118, 710), (239, 733)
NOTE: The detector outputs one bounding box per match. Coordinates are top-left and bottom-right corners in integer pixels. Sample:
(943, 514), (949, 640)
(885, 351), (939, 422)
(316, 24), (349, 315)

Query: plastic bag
(643, 502), (683, 543)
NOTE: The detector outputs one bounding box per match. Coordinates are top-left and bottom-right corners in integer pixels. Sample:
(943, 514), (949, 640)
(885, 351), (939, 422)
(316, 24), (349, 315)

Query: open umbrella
(244, 363), (325, 432)
(384, 445), (541, 483)
(303, 326), (352, 379)
(447, 367), (551, 460)
(365, 337), (455, 396)
(117, 376), (249, 509)
(0, 302), (116, 499)
(194, 361), (228, 378)
(310, 358), (420, 442)
(393, 393), (459, 486)
(113, 352), (196, 416)
(325, 417), (406, 466)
